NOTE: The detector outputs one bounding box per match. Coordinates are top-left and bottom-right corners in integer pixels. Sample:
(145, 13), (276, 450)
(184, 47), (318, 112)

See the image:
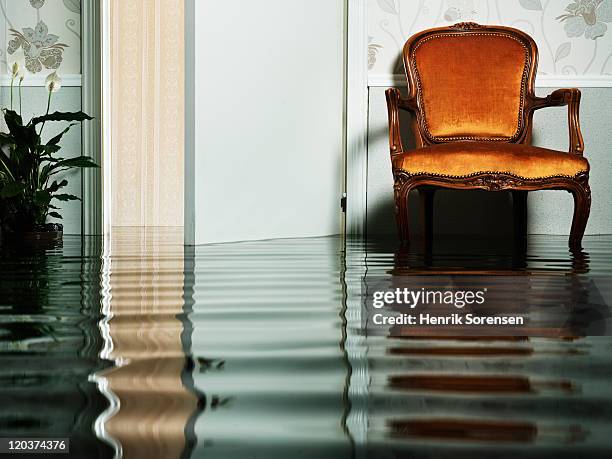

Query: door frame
(81, 0), (103, 236)
(98, 0), (357, 239)
(345, 0), (368, 237)
(100, 0), (112, 236)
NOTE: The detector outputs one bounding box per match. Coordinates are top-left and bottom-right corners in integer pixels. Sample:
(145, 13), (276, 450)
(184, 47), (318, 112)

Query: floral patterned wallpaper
(368, 0), (612, 78)
(0, 0), (81, 76)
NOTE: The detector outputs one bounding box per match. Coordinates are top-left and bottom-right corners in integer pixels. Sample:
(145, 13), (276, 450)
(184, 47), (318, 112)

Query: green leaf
(0, 149), (17, 180)
(0, 181), (26, 198)
(34, 190), (52, 205)
(39, 163), (52, 183)
(42, 157), (63, 163)
(4, 109), (39, 149)
(50, 156), (99, 171)
(46, 179), (68, 193)
(3, 109), (24, 129)
(0, 132), (15, 145)
(31, 111), (93, 125)
(38, 144), (62, 155)
(47, 123), (77, 146)
(53, 193), (80, 202)
(48, 212), (63, 219)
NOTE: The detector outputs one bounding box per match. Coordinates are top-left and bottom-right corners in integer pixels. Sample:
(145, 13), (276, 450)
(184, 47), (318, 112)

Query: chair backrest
(403, 23), (538, 145)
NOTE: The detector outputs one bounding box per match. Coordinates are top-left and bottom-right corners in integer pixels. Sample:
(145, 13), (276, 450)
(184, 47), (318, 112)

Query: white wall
(185, 0), (345, 245)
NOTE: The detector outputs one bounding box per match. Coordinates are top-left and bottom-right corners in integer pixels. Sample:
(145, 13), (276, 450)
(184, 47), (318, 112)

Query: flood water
(1, 229), (612, 458)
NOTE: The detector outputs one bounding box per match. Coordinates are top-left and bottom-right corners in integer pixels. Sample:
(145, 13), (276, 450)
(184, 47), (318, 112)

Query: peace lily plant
(0, 64), (97, 238)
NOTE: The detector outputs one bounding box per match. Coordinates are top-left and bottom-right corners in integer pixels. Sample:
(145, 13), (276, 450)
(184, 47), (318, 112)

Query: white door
(185, 0), (346, 245)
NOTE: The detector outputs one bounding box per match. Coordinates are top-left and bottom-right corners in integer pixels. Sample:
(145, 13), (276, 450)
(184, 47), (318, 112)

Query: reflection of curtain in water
(92, 229), (197, 459)
(110, 0), (184, 227)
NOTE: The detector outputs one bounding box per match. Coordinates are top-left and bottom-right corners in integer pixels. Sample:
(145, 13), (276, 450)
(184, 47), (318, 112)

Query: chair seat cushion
(393, 141), (589, 179)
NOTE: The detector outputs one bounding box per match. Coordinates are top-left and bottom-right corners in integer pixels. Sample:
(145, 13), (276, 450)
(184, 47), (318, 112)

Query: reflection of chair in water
(381, 241), (596, 339)
(382, 371), (587, 447)
(386, 418), (587, 444)
(391, 239), (590, 275)
(388, 374), (574, 394)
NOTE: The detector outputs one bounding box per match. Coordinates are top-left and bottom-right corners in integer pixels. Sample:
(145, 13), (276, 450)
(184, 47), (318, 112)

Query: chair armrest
(528, 88), (584, 156)
(385, 88), (418, 156)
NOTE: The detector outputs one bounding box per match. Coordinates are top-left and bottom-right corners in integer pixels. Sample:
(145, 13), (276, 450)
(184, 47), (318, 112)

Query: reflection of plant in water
(0, 249), (52, 345)
(0, 239), (110, 453)
(210, 395), (233, 410)
(197, 357), (226, 372)
(194, 357), (233, 410)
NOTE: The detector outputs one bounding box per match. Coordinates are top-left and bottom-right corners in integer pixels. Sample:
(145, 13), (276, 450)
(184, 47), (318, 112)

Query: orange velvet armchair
(386, 23), (590, 248)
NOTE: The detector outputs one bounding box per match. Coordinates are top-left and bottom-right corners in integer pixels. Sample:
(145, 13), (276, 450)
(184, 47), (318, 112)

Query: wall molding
(184, 0), (195, 244)
(101, 0), (114, 238)
(345, 0), (368, 237)
(81, 0), (103, 236)
(368, 74), (612, 88)
(0, 74), (82, 87)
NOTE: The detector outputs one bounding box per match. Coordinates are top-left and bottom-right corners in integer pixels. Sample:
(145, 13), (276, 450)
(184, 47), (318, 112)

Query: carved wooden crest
(450, 22), (485, 30)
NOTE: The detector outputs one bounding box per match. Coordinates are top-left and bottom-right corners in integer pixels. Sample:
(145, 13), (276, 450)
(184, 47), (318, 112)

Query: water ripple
(1, 232), (612, 458)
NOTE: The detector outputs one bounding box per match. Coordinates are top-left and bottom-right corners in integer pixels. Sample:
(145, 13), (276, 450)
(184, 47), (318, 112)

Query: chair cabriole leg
(569, 182), (591, 249)
(419, 188), (435, 253)
(512, 190), (528, 243)
(394, 180), (412, 244)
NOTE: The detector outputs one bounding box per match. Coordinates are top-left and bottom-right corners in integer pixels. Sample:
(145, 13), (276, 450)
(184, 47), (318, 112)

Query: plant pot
(22, 230), (63, 245)
(1, 223), (63, 250)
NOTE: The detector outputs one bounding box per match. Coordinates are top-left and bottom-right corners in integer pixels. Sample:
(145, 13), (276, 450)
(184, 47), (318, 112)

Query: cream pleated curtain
(110, 0), (184, 227)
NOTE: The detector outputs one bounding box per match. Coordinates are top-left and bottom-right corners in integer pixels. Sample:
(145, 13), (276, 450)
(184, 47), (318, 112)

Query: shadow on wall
(367, 100), (515, 241)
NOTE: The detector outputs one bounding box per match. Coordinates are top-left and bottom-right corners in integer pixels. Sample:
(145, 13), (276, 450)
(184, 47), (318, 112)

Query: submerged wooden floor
(0, 230), (611, 458)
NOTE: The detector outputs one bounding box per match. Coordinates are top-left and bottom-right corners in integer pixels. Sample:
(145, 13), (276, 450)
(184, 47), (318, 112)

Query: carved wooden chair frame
(385, 23), (590, 249)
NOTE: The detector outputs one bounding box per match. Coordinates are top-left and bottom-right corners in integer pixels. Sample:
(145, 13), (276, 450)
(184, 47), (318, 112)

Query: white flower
(10, 62), (20, 78)
(45, 71), (62, 93)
